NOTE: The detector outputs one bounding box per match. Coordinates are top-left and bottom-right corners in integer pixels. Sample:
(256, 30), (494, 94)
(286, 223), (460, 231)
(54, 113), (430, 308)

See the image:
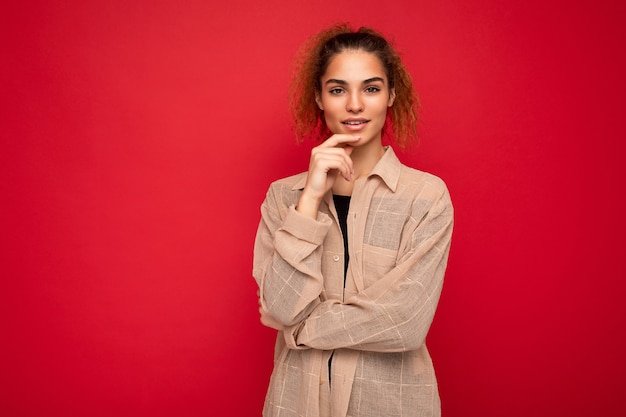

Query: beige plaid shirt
(253, 147), (453, 417)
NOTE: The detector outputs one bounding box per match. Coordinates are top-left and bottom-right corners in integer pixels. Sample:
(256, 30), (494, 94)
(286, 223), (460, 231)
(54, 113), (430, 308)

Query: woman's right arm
(253, 186), (330, 327)
(253, 134), (359, 327)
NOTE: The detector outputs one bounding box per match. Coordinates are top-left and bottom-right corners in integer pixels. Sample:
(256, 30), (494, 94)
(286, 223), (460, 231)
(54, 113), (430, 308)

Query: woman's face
(316, 50), (395, 148)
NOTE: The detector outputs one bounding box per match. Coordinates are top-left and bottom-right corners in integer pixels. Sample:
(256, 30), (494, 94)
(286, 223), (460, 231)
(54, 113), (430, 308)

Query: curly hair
(288, 23), (420, 149)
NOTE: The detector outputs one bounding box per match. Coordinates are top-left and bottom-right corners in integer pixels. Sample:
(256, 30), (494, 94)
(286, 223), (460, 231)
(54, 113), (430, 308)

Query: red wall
(2, 1), (625, 416)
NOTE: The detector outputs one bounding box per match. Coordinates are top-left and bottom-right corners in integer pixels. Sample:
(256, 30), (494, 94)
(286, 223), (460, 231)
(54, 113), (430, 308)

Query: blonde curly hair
(288, 23), (420, 149)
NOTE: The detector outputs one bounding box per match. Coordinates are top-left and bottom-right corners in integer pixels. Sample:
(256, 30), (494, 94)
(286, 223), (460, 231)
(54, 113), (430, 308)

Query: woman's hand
(297, 134), (360, 218)
(257, 289), (283, 331)
(259, 306), (284, 331)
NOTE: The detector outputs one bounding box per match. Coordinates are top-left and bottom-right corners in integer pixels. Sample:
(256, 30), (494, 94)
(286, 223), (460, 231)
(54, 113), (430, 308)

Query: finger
(312, 155), (353, 181)
(311, 148), (354, 171)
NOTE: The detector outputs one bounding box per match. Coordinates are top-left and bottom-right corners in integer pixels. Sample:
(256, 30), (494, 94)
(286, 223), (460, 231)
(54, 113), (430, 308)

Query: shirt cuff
(280, 205), (332, 245)
(283, 321), (308, 350)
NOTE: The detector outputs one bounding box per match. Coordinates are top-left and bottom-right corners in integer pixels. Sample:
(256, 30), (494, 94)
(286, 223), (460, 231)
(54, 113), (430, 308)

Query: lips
(342, 119), (369, 125)
(341, 118), (369, 132)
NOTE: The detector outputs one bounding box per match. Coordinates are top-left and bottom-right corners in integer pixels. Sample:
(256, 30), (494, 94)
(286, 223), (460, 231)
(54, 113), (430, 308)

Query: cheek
(321, 103), (342, 122)
(320, 110), (338, 132)
(371, 101), (391, 118)
(323, 98), (341, 112)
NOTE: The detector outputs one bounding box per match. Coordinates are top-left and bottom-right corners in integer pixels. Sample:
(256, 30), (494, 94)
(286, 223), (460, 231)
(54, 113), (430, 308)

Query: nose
(346, 91), (363, 113)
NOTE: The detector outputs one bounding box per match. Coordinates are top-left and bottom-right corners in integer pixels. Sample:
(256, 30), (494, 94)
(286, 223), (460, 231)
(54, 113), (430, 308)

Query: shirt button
(333, 255), (340, 262)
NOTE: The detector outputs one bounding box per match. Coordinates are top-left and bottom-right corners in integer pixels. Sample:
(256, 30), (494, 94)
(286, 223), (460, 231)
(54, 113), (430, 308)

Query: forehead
(322, 50), (387, 82)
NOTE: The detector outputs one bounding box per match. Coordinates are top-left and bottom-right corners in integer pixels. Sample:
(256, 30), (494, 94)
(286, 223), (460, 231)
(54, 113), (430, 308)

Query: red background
(2, 1), (625, 416)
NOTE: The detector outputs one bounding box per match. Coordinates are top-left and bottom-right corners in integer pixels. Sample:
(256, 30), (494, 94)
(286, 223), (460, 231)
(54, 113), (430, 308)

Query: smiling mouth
(342, 120), (369, 125)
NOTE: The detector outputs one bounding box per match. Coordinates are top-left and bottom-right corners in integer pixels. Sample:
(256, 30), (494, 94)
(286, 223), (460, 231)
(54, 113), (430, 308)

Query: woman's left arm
(282, 186), (454, 352)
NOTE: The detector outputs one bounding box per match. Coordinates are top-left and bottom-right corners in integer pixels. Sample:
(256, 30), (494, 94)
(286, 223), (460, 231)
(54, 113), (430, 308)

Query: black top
(329, 194), (351, 380)
(332, 194), (351, 285)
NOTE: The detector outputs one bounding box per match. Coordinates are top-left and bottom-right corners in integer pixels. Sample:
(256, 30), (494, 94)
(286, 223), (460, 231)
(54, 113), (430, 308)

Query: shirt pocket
(362, 197), (409, 251)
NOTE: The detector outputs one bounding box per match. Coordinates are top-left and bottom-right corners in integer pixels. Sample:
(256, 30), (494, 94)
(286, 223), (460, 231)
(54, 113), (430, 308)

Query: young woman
(253, 24), (453, 417)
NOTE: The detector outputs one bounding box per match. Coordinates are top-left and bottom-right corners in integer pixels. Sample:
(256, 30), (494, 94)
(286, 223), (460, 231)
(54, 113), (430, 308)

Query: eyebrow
(325, 77), (386, 85)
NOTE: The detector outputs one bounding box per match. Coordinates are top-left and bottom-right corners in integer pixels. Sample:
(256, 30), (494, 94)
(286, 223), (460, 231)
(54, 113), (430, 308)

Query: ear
(315, 92), (324, 110)
(388, 88), (396, 107)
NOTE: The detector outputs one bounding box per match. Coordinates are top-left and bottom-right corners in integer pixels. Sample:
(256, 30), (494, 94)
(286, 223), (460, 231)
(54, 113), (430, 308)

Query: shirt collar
(291, 146), (402, 192)
(369, 146), (402, 192)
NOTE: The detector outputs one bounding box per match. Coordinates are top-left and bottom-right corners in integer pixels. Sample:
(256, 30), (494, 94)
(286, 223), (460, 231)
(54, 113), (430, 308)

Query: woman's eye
(365, 86), (381, 93)
(329, 88), (344, 95)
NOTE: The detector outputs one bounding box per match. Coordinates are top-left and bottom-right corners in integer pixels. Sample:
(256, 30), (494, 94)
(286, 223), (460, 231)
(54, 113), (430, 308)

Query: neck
(332, 138), (385, 196)
(350, 139), (385, 179)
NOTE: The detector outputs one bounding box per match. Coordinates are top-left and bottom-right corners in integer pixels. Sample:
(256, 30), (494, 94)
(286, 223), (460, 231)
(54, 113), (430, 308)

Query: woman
(253, 24), (453, 417)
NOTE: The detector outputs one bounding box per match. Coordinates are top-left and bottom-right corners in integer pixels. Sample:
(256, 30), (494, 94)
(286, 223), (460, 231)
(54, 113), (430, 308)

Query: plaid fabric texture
(253, 147), (453, 417)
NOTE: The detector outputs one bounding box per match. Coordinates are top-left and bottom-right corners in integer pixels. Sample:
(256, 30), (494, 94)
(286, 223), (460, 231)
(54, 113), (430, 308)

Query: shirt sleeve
(252, 184), (332, 326)
(282, 186), (454, 353)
